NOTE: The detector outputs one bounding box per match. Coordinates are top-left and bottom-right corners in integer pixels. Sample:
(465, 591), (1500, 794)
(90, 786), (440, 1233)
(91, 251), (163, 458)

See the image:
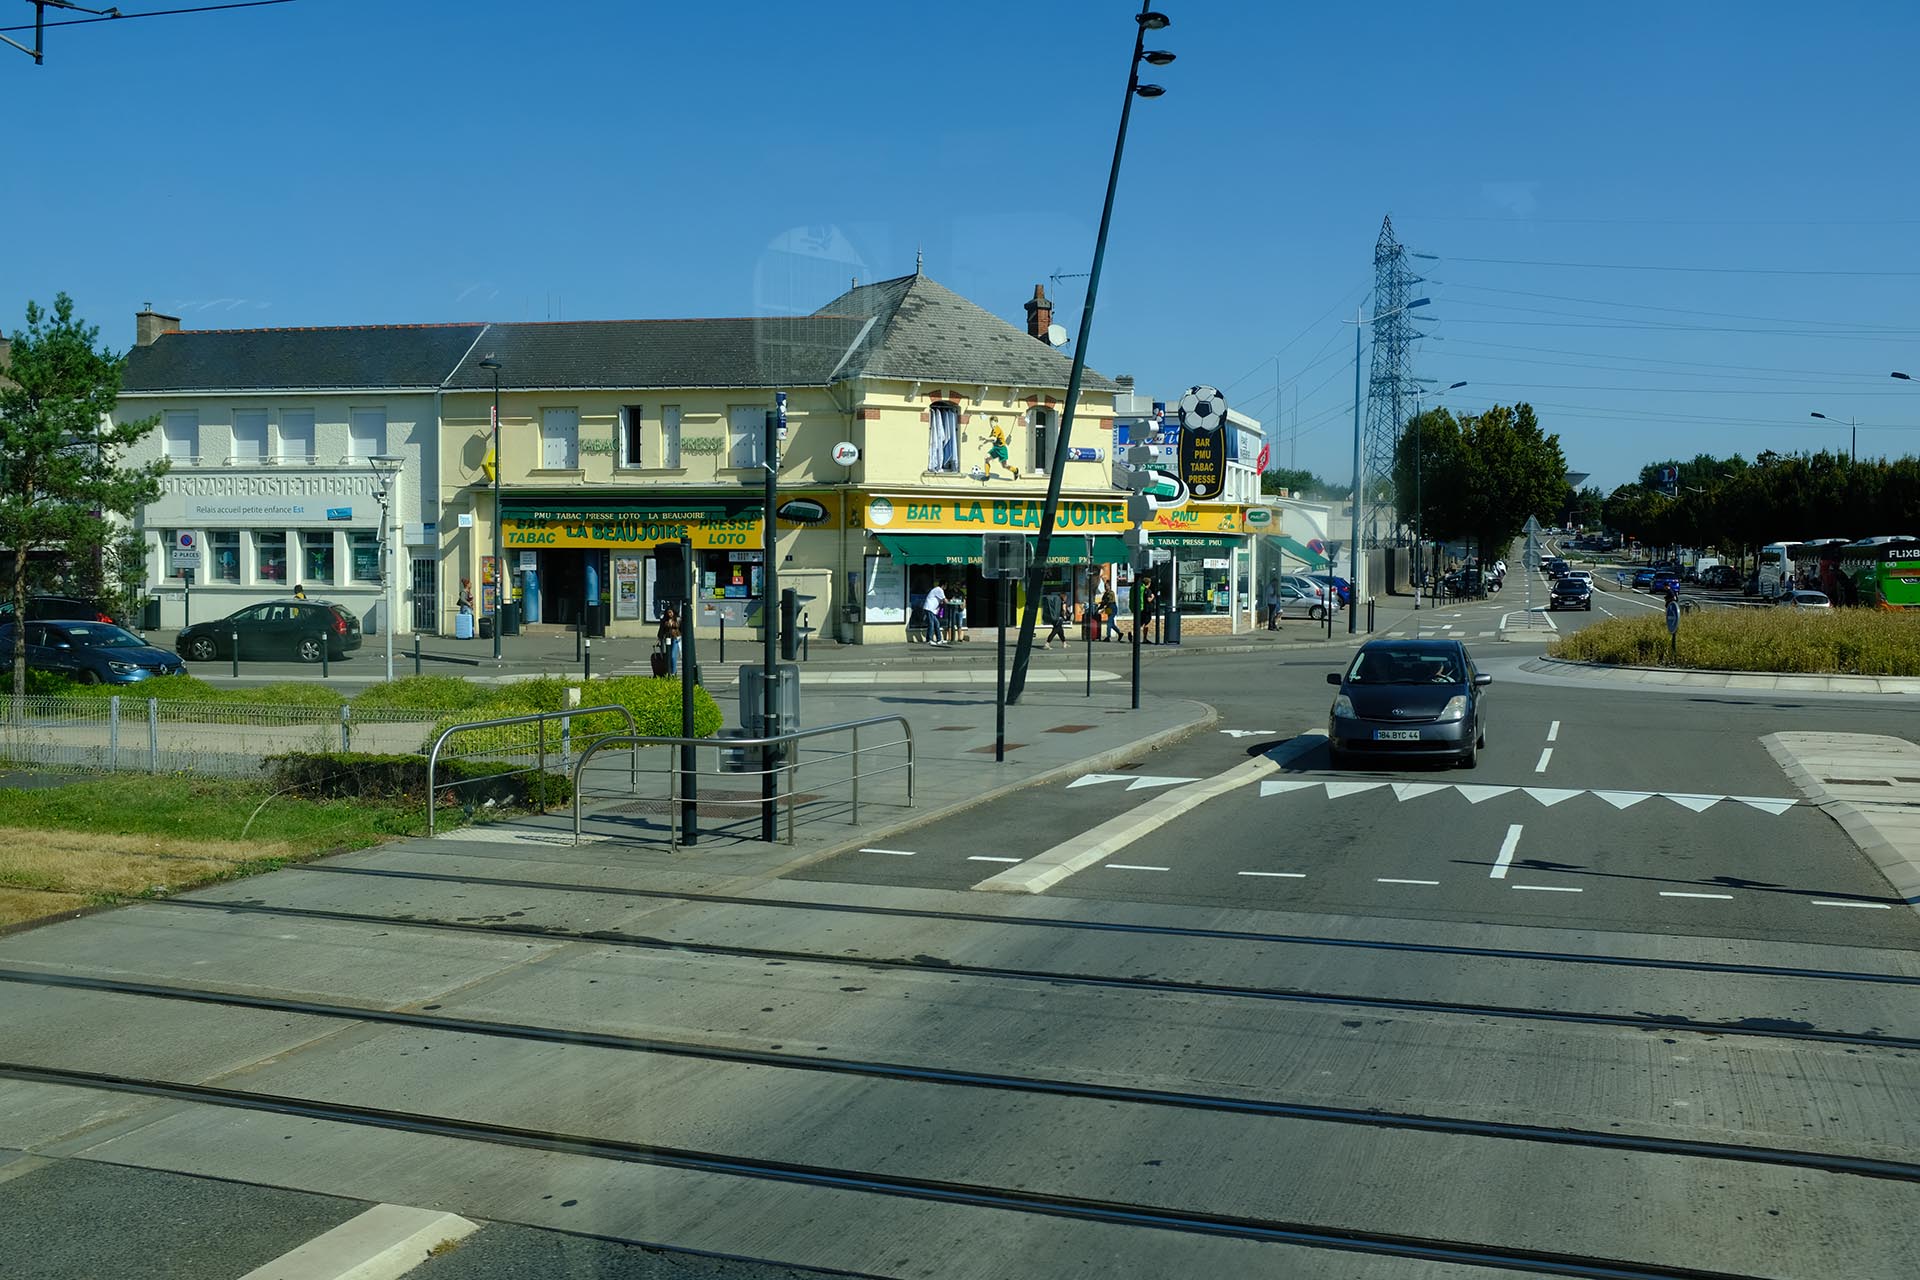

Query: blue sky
(7, 0), (1919, 491)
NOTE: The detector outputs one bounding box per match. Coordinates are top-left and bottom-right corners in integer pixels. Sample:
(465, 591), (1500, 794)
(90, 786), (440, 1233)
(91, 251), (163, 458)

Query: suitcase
(650, 649), (669, 677)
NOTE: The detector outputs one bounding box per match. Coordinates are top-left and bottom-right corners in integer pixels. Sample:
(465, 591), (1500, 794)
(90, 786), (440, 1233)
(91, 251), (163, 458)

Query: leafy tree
(1566, 484), (1605, 528)
(0, 295), (166, 697)
(1394, 402), (1566, 555)
(1261, 467), (1349, 500)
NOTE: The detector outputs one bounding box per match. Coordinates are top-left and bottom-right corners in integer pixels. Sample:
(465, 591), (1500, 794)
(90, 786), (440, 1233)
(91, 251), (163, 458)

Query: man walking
(924, 579), (947, 647)
(1043, 588), (1067, 649)
(1265, 582), (1280, 631)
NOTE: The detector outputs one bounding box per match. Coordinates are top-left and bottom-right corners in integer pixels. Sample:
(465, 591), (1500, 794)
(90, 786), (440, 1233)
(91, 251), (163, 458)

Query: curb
(745, 698), (1221, 881)
(1762, 733), (1920, 914)
(1522, 655), (1919, 695)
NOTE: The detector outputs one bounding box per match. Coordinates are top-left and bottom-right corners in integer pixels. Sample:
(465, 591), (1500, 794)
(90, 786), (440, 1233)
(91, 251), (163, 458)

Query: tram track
(0, 1058), (1811, 1280)
(140, 894), (1920, 1051)
(2, 961), (1912, 1185)
(293, 862), (1920, 987)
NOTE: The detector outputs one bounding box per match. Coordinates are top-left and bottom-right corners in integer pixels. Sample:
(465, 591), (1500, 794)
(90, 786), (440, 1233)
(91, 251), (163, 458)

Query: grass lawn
(0, 775), (436, 931)
(1551, 607), (1920, 675)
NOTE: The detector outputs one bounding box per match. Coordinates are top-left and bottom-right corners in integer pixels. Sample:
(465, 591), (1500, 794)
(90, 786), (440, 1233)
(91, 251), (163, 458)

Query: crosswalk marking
(1068, 773), (1200, 792)
(1256, 782), (1799, 813)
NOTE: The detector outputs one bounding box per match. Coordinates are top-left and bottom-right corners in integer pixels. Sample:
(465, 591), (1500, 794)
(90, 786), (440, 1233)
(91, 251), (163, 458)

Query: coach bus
(1833, 538), (1920, 609)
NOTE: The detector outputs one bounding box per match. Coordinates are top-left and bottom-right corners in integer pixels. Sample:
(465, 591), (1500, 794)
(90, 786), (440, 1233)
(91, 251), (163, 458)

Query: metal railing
(426, 704), (637, 835)
(571, 714), (913, 847)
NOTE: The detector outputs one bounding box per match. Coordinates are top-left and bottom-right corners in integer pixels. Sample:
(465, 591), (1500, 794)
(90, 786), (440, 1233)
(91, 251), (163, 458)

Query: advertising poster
(864, 554), (906, 622)
(613, 556), (641, 620)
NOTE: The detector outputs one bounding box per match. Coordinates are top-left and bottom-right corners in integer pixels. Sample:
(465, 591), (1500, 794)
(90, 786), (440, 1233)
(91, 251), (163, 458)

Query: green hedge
(425, 676), (721, 755)
(263, 751), (573, 809)
(1551, 608), (1920, 675)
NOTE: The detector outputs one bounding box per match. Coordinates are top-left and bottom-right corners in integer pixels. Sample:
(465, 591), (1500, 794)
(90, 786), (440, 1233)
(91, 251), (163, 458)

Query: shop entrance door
(540, 550), (585, 625)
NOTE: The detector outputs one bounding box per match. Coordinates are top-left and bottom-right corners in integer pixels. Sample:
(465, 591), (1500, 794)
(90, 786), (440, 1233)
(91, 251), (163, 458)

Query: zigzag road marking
(1255, 782), (1799, 813)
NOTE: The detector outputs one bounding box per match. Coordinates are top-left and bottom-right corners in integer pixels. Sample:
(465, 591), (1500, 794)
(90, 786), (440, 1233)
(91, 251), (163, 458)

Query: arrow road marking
(1067, 773), (1132, 789)
(1126, 775), (1200, 792)
(1220, 729), (1278, 739)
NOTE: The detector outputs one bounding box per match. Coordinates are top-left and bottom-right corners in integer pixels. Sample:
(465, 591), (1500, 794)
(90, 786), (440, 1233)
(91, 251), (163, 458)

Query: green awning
(1150, 533), (1242, 554)
(1266, 534), (1328, 569)
(874, 533), (1129, 566)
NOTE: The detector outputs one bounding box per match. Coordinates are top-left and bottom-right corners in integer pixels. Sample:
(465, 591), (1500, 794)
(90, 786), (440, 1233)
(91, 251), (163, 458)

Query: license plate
(1373, 729), (1420, 741)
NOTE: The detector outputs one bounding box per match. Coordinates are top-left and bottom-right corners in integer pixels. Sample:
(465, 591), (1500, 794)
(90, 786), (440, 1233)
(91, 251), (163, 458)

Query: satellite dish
(1046, 323), (1068, 347)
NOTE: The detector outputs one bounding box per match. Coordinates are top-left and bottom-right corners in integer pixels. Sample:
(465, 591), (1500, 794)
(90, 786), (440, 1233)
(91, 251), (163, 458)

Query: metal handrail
(571, 713), (914, 847)
(426, 704), (637, 835)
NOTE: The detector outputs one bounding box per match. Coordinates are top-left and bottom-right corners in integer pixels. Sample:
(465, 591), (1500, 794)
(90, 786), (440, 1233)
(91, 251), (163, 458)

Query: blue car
(1632, 569), (1656, 590)
(0, 620), (186, 685)
(1304, 573), (1352, 605)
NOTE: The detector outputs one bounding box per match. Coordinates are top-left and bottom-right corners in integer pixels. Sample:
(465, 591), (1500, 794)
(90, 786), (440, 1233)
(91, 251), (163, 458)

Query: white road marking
(1478, 630), (1497, 637)
(1126, 775), (1201, 791)
(1067, 773), (1200, 791)
(1547, 720), (1560, 742)
(1730, 795), (1797, 815)
(1664, 793), (1722, 813)
(1219, 729), (1278, 738)
(1662, 892), (1734, 900)
(1593, 790), (1653, 810)
(861, 848), (917, 856)
(1325, 781), (1386, 799)
(1522, 787), (1582, 806)
(1392, 782), (1449, 801)
(1067, 773), (1131, 789)
(1106, 864), (1170, 872)
(1456, 785), (1516, 804)
(1490, 824), (1523, 880)
(1512, 884), (1582, 892)
(1253, 782), (1800, 812)
(1238, 870), (1306, 878)
(1811, 900), (1893, 910)
(1534, 747), (1553, 773)
(967, 855), (1021, 863)
(1260, 779), (1318, 797)
(1377, 878), (1439, 886)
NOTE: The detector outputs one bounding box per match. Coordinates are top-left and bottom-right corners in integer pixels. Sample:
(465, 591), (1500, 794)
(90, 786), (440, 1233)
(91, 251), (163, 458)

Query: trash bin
(142, 596), (161, 630)
(478, 614), (494, 640)
(500, 601), (520, 637)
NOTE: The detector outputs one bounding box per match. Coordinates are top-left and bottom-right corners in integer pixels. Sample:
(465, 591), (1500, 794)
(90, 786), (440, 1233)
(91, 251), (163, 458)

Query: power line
(1439, 255), (1920, 278)
(1436, 350), (1889, 387)
(1, 0), (291, 33)
(1220, 281), (1369, 395)
(1425, 336), (1899, 381)
(1433, 281), (1916, 332)
(1434, 317), (1920, 340)
(1402, 214), (1920, 227)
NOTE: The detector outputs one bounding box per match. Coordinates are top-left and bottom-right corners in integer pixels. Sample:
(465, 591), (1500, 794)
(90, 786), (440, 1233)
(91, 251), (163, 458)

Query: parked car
(0, 594), (119, 626)
(1282, 574), (1334, 605)
(1700, 565), (1741, 590)
(177, 600), (363, 663)
(1550, 577), (1593, 611)
(1301, 573), (1352, 606)
(1269, 582), (1329, 621)
(0, 620), (185, 685)
(1441, 568), (1485, 596)
(1327, 638), (1490, 770)
(1776, 590), (1832, 609)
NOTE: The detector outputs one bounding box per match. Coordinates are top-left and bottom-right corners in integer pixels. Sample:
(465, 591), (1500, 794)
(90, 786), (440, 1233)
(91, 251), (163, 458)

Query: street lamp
(1409, 380), (1466, 611)
(369, 454), (404, 682)
(1809, 412), (1856, 464)
(478, 356), (503, 660)
(1005, 2), (1172, 705)
(1344, 298), (1429, 633)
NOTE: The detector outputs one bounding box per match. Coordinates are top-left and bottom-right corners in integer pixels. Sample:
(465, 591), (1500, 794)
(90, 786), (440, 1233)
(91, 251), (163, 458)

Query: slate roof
(814, 273), (1118, 393)
(441, 315), (872, 390)
(121, 324), (488, 392)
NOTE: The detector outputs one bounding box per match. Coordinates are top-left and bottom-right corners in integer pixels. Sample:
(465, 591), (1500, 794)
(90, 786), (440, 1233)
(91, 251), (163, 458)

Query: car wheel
(75, 669), (101, 685)
(1585, 601), (1592, 611)
(296, 635), (326, 664)
(1327, 743), (1348, 770)
(1458, 735), (1479, 769)
(185, 635), (218, 662)
(1309, 604), (1326, 621)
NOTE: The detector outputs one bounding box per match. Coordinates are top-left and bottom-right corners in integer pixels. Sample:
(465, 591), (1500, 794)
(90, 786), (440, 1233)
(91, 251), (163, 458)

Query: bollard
(230, 628), (239, 679)
(719, 615), (726, 664)
(414, 633), (422, 677)
(583, 637), (592, 680)
(322, 644), (329, 679)
(575, 624), (582, 662)
(802, 610), (810, 661)
(340, 704), (351, 751)
(108, 694), (120, 772)
(1367, 598), (1375, 633)
(147, 697), (158, 774)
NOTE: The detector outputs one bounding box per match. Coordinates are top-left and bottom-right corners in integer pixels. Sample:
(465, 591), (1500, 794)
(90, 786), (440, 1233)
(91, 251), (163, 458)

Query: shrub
(349, 675), (497, 712)
(263, 751), (573, 809)
(1551, 608), (1920, 675)
(424, 676), (721, 756)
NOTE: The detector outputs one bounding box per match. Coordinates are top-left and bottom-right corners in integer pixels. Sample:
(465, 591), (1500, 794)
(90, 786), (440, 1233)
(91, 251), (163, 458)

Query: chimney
(136, 303), (180, 347)
(1024, 284), (1053, 342)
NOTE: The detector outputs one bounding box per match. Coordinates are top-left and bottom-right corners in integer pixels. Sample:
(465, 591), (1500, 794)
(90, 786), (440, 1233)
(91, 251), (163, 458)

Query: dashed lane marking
(1811, 900), (1894, 910)
(1237, 871), (1306, 878)
(1662, 892), (1734, 900)
(1534, 747), (1553, 773)
(1547, 720), (1561, 742)
(967, 856), (1021, 863)
(1512, 884), (1582, 893)
(1377, 878), (1439, 886)
(860, 848), (917, 856)
(1106, 864), (1170, 872)
(1490, 824), (1523, 880)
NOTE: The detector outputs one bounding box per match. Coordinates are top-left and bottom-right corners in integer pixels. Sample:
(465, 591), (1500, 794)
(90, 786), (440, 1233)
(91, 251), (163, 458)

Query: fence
(571, 714), (914, 847)
(0, 695), (445, 777)
(425, 705), (638, 835)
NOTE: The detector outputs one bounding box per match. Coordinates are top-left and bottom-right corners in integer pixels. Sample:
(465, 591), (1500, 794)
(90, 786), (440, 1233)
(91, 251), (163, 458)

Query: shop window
(928, 402), (959, 472)
(1029, 408), (1054, 473)
(661, 405), (682, 468)
(231, 409), (268, 463)
(619, 405), (644, 468)
(349, 531), (380, 583)
(278, 409), (315, 464)
(348, 409), (386, 463)
(163, 411), (197, 463)
(727, 406), (764, 469)
(541, 407), (580, 469)
(300, 530), (335, 584)
(210, 531), (240, 582)
(255, 531), (287, 583)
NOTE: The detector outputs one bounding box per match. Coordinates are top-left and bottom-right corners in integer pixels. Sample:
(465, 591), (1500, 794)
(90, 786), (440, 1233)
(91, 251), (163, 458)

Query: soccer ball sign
(1178, 385), (1226, 431)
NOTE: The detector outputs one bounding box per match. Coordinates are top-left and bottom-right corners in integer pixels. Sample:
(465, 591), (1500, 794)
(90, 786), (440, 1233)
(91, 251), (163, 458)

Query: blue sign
(1066, 447), (1104, 463)
(1666, 600), (1680, 634)
(326, 507), (353, 521)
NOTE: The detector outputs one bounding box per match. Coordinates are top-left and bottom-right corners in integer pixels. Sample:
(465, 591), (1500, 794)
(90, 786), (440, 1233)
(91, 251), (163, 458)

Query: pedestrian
(1101, 584), (1125, 642)
(457, 580), (474, 615)
(1265, 583), (1280, 631)
(656, 604), (681, 676)
(923, 579), (947, 647)
(1143, 582), (1161, 642)
(292, 583), (307, 600)
(949, 587), (969, 642)
(1043, 588), (1066, 648)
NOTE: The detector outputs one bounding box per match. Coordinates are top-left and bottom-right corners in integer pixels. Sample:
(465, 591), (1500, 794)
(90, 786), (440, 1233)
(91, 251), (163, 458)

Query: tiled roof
(814, 274), (1118, 393)
(441, 316), (871, 390)
(121, 324), (488, 392)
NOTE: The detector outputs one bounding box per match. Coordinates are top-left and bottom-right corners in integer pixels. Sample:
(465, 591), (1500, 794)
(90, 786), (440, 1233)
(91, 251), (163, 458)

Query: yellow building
(438, 271), (1259, 642)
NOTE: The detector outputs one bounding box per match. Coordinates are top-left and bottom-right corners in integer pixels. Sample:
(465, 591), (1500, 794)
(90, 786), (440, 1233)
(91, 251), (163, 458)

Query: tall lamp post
(370, 454), (405, 682)
(1005, 2), (1173, 706)
(479, 356), (504, 660)
(1344, 297), (1430, 633)
(1409, 380), (1466, 611)
(1809, 411), (1856, 464)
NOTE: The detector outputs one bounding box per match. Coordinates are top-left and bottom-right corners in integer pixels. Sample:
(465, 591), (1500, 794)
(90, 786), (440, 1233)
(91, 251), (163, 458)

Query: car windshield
(55, 624), (143, 649)
(1346, 648), (1465, 684)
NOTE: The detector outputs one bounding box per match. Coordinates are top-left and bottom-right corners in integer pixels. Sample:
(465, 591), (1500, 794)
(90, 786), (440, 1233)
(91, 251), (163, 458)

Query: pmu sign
(1180, 426), (1225, 500)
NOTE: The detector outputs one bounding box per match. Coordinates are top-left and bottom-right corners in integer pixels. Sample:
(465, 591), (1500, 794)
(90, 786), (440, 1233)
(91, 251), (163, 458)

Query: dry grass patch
(0, 826), (298, 905)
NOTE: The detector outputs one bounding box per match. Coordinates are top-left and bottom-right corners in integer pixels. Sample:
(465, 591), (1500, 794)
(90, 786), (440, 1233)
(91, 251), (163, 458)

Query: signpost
(1666, 592), (1680, 662)
(982, 533), (1029, 763)
(1523, 515), (1542, 619)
